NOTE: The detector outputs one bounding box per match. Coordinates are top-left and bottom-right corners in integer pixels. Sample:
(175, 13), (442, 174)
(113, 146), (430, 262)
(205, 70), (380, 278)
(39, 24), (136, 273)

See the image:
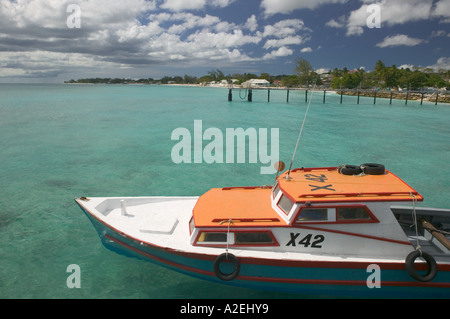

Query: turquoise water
(0, 84), (449, 299)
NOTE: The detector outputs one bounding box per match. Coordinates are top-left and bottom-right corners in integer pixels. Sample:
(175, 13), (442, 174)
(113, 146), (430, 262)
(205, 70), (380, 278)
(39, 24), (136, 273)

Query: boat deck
(78, 197), (198, 249)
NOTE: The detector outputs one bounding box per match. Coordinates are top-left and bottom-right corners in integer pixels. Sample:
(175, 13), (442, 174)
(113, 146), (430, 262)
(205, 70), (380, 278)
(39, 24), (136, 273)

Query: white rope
(226, 218), (232, 256)
(410, 192), (422, 253)
(287, 84), (316, 178)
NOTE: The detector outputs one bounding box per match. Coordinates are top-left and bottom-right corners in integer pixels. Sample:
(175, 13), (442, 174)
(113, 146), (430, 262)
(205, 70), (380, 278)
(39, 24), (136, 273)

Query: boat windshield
(272, 182), (281, 199)
(278, 194), (294, 215)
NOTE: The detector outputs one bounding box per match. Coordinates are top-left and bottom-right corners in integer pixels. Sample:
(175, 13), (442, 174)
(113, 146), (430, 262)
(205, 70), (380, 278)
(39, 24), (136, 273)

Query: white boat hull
(76, 196), (450, 298)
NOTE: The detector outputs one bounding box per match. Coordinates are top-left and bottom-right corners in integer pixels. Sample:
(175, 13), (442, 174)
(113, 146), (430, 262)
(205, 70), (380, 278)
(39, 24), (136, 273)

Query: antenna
(286, 83), (317, 180)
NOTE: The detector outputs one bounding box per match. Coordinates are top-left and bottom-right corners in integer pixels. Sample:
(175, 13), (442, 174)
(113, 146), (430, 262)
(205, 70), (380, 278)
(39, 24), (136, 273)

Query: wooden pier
(227, 87), (449, 106)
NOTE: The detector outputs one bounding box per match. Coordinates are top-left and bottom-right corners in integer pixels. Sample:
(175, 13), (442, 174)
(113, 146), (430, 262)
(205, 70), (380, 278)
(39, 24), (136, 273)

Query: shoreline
(63, 82), (450, 104)
(336, 89), (450, 104)
(164, 84), (450, 104)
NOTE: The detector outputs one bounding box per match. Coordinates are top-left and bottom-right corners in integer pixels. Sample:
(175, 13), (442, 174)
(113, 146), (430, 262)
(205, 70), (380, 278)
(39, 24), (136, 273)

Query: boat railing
(213, 218), (280, 224)
(298, 191), (420, 199)
(222, 186), (272, 191)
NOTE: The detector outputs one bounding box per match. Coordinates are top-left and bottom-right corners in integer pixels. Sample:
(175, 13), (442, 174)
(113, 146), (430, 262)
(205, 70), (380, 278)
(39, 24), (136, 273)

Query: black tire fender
(339, 165), (362, 175)
(405, 250), (438, 282)
(361, 163), (385, 175)
(214, 253), (240, 281)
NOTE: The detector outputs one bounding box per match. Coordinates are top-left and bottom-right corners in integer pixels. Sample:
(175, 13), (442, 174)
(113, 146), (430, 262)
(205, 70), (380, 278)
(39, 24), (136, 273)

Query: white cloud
(325, 18), (345, 28)
(213, 21), (237, 32)
(263, 36), (305, 49)
(262, 46), (294, 60)
(142, 28), (259, 63)
(376, 34), (424, 48)
(188, 29), (261, 49)
(164, 13), (221, 34)
(262, 19), (308, 38)
(0, 0), (265, 78)
(142, 26), (261, 63)
(0, 0), (311, 79)
(0, 50), (121, 78)
(377, 0), (434, 26)
(300, 47), (312, 53)
(432, 0), (450, 22)
(115, 21), (164, 42)
(161, 0), (206, 11)
(397, 57), (450, 72)
(210, 0), (236, 8)
(427, 57), (450, 71)
(244, 15), (258, 32)
(260, 18), (311, 58)
(327, 0), (436, 36)
(261, 0), (348, 16)
(160, 0), (235, 12)
(0, 0), (156, 30)
(430, 30), (448, 37)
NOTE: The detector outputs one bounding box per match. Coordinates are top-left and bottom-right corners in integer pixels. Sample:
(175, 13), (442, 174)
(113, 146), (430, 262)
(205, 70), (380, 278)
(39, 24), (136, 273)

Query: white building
(242, 79), (270, 88)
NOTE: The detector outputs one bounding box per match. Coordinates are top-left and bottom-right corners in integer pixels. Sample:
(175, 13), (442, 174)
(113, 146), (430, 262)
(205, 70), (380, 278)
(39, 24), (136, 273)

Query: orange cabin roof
(193, 187), (286, 228)
(277, 167), (423, 203)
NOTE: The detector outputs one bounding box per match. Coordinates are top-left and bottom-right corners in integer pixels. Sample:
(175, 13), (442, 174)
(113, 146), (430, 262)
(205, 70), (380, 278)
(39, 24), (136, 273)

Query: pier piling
(225, 88), (446, 105)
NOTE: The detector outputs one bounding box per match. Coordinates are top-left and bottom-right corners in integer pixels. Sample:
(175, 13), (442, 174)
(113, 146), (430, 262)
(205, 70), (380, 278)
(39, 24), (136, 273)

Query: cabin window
(272, 183), (281, 199)
(337, 207), (371, 220)
(235, 232), (274, 244)
(197, 232), (227, 243)
(296, 208), (328, 221)
(277, 194), (294, 214)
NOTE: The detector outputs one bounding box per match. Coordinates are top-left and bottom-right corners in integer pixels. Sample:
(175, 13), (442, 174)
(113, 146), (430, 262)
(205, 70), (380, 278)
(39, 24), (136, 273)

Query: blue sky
(0, 0), (448, 82)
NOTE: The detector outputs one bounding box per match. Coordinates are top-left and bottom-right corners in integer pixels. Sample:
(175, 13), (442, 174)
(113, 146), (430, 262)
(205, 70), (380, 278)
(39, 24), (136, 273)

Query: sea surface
(1, 84), (449, 299)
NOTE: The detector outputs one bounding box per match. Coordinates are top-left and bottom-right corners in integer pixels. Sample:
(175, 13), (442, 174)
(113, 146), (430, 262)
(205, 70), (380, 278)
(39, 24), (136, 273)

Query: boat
(75, 163), (450, 298)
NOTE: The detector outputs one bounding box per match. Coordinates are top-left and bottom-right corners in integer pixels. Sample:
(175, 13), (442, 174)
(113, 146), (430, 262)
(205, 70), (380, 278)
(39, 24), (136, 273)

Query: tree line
(64, 72), (304, 86)
(329, 60), (449, 90)
(65, 59), (449, 91)
(293, 58), (449, 90)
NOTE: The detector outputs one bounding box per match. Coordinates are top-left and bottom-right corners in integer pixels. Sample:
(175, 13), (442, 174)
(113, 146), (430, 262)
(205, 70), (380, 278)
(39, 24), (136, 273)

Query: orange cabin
(192, 167), (423, 229)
